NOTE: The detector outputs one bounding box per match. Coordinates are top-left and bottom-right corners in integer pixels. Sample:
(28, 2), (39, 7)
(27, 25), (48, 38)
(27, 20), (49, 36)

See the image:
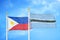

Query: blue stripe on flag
(9, 17), (28, 24)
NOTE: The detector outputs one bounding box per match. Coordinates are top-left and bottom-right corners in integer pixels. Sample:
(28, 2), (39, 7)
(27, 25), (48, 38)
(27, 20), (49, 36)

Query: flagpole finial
(28, 8), (30, 12)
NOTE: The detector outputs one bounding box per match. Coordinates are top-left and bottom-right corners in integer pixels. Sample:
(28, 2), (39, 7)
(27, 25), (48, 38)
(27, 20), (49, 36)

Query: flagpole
(6, 12), (8, 40)
(28, 8), (30, 40)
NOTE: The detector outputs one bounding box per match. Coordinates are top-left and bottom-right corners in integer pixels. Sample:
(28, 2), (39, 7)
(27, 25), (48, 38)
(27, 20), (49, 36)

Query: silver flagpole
(6, 12), (8, 40)
(28, 8), (30, 40)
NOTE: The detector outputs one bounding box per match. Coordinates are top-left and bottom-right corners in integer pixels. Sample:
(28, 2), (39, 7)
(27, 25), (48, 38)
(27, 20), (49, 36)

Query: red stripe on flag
(10, 24), (28, 30)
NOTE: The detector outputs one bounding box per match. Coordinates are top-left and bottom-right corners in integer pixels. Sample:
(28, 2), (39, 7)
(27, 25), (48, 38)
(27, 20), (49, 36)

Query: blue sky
(0, 0), (60, 40)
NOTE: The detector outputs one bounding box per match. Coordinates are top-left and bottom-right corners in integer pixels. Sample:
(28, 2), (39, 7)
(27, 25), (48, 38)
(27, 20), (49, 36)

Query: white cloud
(57, 0), (60, 2)
(9, 31), (28, 36)
(18, 31), (28, 35)
(30, 0), (47, 6)
(8, 31), (28, 38)
(17, 8), (28, 17)
(42, 1), (47, 5)
(9, 0), (60, 17)
(8, 8), (29, 17)
(31, 0), (41, 5)
(29, 0), (60, 15)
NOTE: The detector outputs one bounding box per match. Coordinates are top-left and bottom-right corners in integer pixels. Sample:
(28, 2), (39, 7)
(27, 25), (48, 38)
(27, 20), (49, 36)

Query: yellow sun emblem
(10, 21), (14, 26)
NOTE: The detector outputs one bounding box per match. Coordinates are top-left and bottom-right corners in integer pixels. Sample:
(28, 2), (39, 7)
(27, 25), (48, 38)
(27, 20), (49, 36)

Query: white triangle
(7, 17), (18, 30)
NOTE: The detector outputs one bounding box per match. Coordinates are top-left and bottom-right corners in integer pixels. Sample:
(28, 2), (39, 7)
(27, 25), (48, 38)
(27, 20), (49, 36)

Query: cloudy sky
(0, 0), (60, 40)
(1, 0), (60, 16)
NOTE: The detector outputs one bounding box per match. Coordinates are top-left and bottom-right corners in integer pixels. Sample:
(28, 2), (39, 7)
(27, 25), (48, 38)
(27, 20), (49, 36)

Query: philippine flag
(7, 16), (28, 30)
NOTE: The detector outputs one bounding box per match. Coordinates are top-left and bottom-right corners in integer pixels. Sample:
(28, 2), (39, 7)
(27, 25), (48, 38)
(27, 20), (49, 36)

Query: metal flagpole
(28, 8), (30, 40)
(6, 12), (8, 40)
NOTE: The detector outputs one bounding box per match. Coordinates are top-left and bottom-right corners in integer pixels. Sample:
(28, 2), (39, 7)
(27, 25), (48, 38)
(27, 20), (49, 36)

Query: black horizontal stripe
(31, 19), (56, 23)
